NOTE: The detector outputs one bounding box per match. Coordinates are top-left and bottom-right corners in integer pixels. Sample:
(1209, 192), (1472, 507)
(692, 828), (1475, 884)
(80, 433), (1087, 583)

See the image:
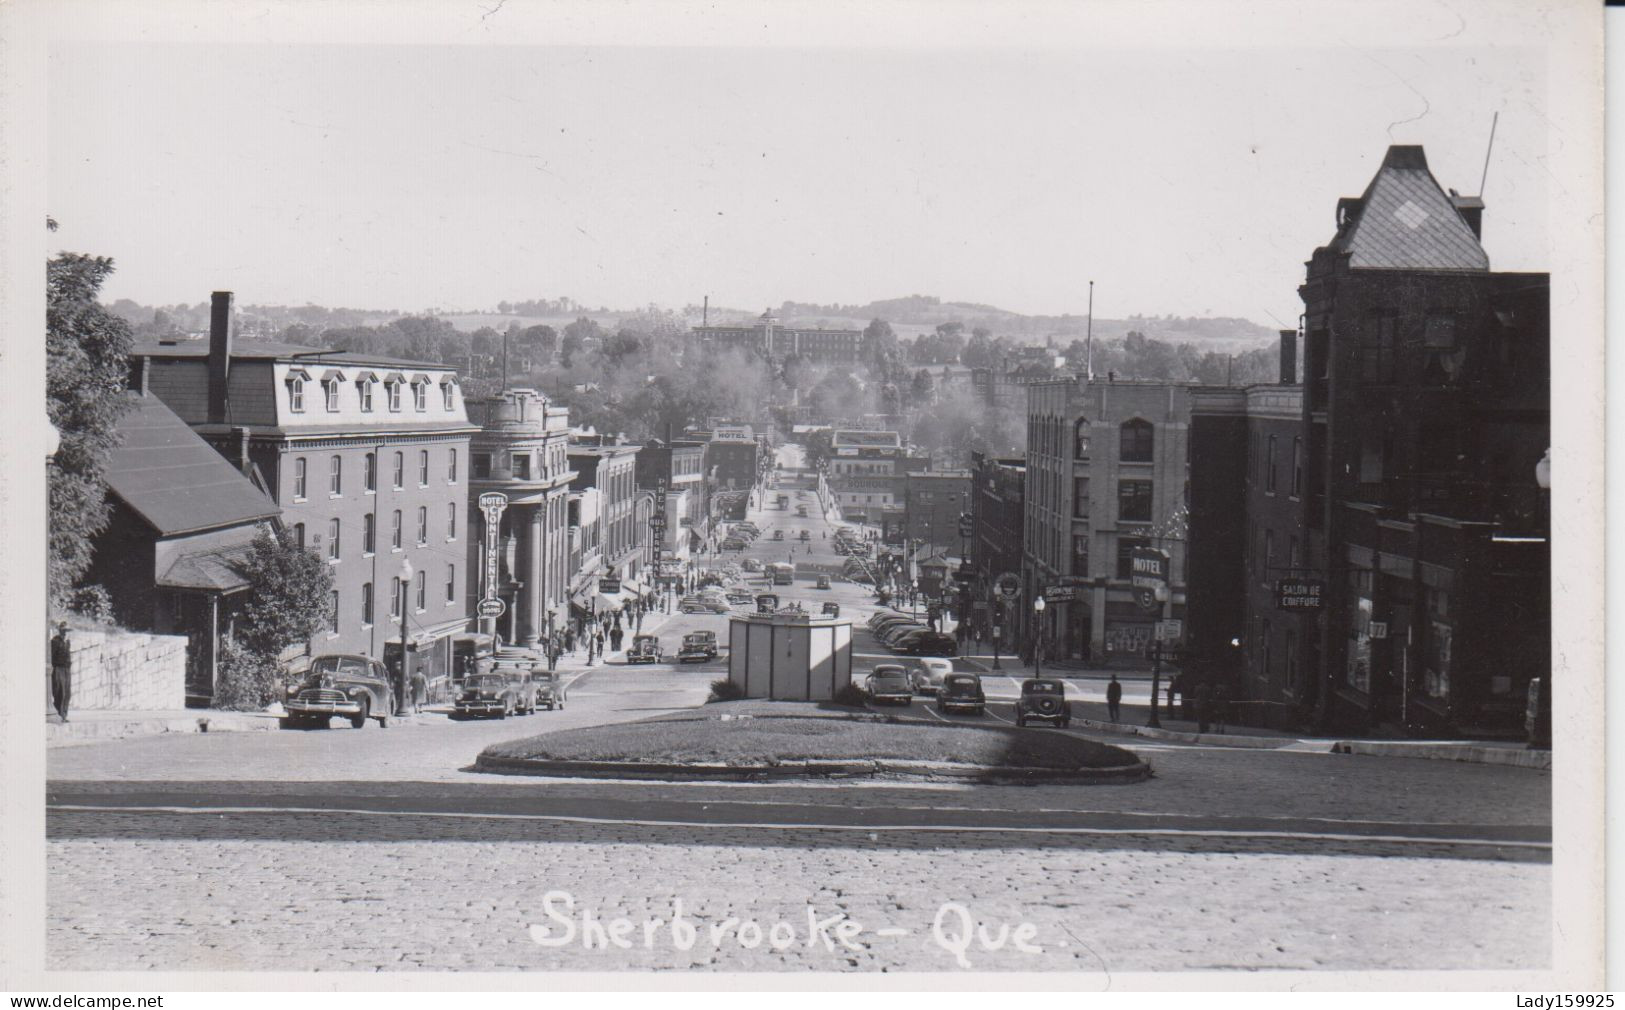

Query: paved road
(44, 457), (1553, 974)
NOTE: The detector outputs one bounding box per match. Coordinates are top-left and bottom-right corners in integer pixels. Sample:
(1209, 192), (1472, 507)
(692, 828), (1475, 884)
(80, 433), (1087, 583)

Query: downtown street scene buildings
(34, 8), (1588, 981)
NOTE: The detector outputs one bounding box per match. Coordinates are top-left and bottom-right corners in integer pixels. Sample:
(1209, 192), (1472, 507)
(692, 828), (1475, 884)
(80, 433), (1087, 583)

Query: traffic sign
(1157, 619), (1183, 643)
(477, 598), (506, 619)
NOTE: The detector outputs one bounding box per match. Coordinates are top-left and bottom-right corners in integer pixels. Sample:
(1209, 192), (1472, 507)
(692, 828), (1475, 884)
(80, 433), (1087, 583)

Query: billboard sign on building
(1275, 580), (1324, 609)
(477, 492), (509, 607)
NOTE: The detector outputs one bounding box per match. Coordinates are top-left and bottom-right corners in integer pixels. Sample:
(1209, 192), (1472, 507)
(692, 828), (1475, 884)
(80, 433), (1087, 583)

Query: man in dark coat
(1106, 674), (1122, 722)
(610, 626), (624, 653)
(50, 622), (71, 722)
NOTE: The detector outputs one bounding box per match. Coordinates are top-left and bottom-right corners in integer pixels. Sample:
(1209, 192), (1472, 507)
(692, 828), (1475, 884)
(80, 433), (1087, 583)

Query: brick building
(904, 469), (973, 556)
(133, 292), (475, 684)
(1295, 145), (1550, 736)
(827, 429), (903, 523)
(569, 439), (648, 607)
(1023, 377), (1192, 664)
(1186, 336), (1306, 727)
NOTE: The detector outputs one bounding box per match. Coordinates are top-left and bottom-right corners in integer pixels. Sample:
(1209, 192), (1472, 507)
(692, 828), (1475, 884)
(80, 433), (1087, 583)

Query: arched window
(1119, 419), (1155, 463)
(1074, 418), (1091, 459)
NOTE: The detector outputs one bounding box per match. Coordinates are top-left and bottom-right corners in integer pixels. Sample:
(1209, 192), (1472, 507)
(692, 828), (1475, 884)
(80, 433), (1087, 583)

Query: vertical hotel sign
(650, 479), (668, 566)
(478, 492), (509, 618)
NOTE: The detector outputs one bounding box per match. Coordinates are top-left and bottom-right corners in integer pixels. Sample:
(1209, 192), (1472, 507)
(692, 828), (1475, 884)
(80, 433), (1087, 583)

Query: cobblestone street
(49, 820), (1547, 973)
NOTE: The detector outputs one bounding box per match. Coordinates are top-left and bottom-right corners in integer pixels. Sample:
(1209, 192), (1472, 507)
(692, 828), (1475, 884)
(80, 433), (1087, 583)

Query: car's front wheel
(350, 697), (370, 729)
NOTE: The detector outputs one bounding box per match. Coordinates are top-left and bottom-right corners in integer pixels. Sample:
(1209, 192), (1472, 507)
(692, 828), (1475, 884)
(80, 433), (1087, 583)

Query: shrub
(213, 638), (282, 711)
(65, 584), (114, 624)
(707, 678), (746, 703)
(831, 683), (869, 708)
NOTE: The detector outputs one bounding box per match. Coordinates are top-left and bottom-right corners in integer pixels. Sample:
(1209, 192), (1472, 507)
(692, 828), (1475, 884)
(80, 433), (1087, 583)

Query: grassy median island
(476, 701), (1144, 779)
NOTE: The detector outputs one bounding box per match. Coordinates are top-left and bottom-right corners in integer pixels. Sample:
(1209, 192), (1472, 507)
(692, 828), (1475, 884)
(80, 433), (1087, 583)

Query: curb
(472, 753), (1152, 785)
(1073, 719), (1293, 750)
(1331, 740), (1552, 770)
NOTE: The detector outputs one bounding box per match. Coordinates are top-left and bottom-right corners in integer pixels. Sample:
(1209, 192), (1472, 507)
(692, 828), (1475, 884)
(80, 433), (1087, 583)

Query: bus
(776, 493), (789, 510)
(766, 562), (795, 586)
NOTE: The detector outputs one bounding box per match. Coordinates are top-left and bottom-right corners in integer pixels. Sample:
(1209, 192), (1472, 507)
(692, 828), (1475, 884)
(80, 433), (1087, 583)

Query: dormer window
(414, 383), (427, 412)
(387, 382), (402, 412)
(355, 372), (377, 412)
(323, 379), (340, 412)
(440, 377), (456, 411)
(287, 374), (308, 413)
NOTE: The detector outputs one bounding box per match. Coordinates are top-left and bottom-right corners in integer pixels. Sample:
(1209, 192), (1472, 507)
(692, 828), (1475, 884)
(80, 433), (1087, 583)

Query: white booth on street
(727, 611), (853, 701)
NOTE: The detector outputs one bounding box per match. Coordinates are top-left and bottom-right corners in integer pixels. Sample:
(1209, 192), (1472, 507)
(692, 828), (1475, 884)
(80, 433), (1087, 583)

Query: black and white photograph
(0, 0), (1606, 993)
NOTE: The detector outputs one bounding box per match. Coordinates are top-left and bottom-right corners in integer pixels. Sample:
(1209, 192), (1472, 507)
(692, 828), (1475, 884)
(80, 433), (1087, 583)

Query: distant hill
(103, 293), (1279, 349)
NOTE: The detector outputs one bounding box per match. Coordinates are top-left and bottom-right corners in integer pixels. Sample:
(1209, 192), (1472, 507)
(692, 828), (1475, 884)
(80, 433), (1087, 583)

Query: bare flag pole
(1086, 280), (1095, 380)
(1479, 111), (1499, 197)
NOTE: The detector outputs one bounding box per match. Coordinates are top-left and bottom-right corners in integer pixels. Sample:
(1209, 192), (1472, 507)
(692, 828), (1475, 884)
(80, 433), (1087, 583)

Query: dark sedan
(936, 673), (986, 715)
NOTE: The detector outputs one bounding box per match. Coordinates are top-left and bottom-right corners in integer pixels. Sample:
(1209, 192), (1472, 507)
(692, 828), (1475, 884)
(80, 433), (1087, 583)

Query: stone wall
(47, 629), (187, 712)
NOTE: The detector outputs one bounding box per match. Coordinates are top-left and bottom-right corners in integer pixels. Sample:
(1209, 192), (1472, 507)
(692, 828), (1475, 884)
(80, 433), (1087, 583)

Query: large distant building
(694, 310), (861, 365)
(826, 429), (904, 523)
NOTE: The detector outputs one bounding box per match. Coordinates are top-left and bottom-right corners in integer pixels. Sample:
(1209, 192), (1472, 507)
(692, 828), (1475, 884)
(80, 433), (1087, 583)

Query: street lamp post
(1032, 595), (1046, 680)
(396, 557), (413, 716)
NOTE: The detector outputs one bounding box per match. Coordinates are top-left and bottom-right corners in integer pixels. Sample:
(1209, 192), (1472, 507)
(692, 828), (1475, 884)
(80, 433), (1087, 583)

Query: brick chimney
(207, 291), (234, 424)
(1279, 330), (1297, 385)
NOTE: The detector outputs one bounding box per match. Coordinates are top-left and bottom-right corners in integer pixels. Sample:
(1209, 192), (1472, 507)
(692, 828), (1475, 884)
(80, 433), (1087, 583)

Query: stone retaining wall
(47, 629), (187, 712)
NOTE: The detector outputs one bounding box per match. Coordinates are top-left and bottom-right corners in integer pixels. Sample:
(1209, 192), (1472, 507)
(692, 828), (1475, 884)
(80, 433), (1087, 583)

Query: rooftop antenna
(501, 328), (509, 393)
(1085, 280), (1095, 380)
(1478, 111), (1499, 197)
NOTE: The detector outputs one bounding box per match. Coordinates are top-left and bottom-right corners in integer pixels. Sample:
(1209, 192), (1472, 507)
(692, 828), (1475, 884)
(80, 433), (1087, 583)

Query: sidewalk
(46, 708), (280, 746)
(953, 654), (1548, 769)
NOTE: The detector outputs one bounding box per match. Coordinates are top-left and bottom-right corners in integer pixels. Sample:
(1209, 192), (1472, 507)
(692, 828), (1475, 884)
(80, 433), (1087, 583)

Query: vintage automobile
(740, 558), (763, 573)
(626, 634), (663, 664)
(796, 505), (809, 517)
(531, 669), (568, 710)
(680, 596), (730, 615)
(677, 631), (719, 663)
(896, 631), (958, 658)
(821, 601), (841, 617)
(283, 654), (394, 729)
(725, 588), (755, 605)
(910, 657), (955, 694)
(799, 530), (811, 542)
(495, 664), (535, 714)
(815, 575), (831, 589)
(936, 673), (986, 715)
(865, 665), (914, 706)
(721, 538), (746, 551)
(1015, 678), (1073, 728)
(453, 671), (522, 719)
(772, 530), (785, 541)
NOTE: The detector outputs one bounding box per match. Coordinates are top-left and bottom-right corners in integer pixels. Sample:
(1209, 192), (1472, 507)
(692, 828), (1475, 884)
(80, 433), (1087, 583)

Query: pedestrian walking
(409, 667), (427, 714)
(1106, 674), (1122, 722)
(595, 630), (606, 659)
(49, 622), (72, 722)
(564, 627), (576, 654)
(610, 626), (624, 652)
(635, 610), (644, 632)
(547, 640), (559, 673)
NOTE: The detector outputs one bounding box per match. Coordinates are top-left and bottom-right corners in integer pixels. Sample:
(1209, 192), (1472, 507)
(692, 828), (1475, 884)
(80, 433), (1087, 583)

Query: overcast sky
(43, 4), (1556, 327)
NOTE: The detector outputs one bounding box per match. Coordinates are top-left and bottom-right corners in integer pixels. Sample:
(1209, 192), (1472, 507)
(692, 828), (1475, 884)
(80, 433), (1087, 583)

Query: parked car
(721, 538), (746, 551)
(881, 624), (926, 647)
(898, 632), (958, 657)
(865, 665), (914, 705)
(725, 588), (755, 605)
(680, 596), (730, 615)
(815, 575), (831, 589)
(454, 672), (522, 719)
(531, 670), (568, 711)
(283, 654), (394, 729)
(910, 657), (955, 694)
(626, 634), (663, 664)
(677, 631), (719, 663)
(1015, 678), (1072, 728)
(936, 673), (986, 715)
(497, 665), (535, 714)
(821, 602), (841, 617)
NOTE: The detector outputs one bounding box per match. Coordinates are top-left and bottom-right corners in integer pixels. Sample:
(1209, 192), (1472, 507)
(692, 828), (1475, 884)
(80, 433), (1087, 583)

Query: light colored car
(910, 657), (954, 695)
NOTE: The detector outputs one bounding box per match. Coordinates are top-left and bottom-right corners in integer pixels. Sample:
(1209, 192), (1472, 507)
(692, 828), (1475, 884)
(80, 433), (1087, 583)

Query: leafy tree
(231, 527), (336, 661)
(46, 251), (135, 610)
(910, 368), (936, 404)
(861, 318), (897, 377)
